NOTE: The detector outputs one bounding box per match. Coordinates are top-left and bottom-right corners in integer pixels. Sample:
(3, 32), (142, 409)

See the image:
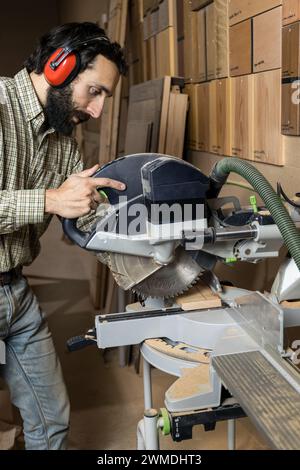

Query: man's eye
(90, 87), (101, 96)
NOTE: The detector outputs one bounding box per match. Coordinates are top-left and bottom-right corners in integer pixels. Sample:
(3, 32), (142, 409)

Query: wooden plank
(282, 22), (300, 79)
(158, 0), (176, 31)
(196, 83), (210, 151)
(149, 35), (157, 79)
(190, 0), (213, 10)
(253, 6), (282, 73)
(185, 84), (199, 150)
(158, 76), (172, 152)
(282, 82), (300, 135)
(165, 92), (188, 157)
(156, 27), (177, 78)
(127, 78), (166, 153)
(215, 0), (230, 79)
(229, 19), (252, 77)
(283, 0), (300, 25)
(230, 75), (254, 159)
(229, 0), (282, 26)
(176, 281), (222, 311)
(206, 2), (217, 80)
(253, 69), (283, 165)
(184, 0), (195, 80)
(231, 75), (253, 160)
(196, 9), (207, 82)
(125, 120), (153, 153)
(149, 6), (159, 37)
(209, 80), (219, 153)
(216, 78), (232, 156)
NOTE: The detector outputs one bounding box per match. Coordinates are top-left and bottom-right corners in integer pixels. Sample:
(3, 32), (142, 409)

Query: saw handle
(61, 164), (125, 248)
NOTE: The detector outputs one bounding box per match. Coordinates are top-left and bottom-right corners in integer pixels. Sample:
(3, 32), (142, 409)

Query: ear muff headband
(44, 36), (110, 88)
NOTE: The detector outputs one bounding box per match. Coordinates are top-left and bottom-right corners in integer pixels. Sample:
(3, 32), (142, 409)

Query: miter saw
(63, 154), (300, 450)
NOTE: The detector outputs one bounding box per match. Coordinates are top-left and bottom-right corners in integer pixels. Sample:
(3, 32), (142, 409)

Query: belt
(0, 267), (22, 286)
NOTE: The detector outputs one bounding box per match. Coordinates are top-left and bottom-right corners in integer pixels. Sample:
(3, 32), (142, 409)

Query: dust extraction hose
(209, 157), (300, 271)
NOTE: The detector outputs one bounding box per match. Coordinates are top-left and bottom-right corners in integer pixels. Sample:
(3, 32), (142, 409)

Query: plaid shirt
(0, 68), (86, 271)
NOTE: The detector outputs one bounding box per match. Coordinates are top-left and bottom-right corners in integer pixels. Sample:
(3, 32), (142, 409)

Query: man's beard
(44, 85), (90, 136)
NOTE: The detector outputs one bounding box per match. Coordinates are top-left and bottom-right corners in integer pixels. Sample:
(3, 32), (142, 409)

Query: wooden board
(196, 83), (210, 151)
(282, 82), (300, 135)
(184, 0), (197, 80)
(158, 0), (176, 31)
(282, 22), (300, 78)
(229, 0), (282, 26)
(127, 78), (166, 153)
(209, 80), (219, 153)
(230, 74), (254, 159)
(253, 7), (282, 73)
(253, 69), (283, 165)
(124, 120), (153, 153)
(206, 2), (217, 80)
(185, 84), (199, 150)
(229, 19), (252, 77)
(165, 92), (188, 157)
(196, 9), (207, 82)
(209, 78), (231, 155)
(158, 76), (172, 152)
(216, 78), (232, 156)
(216, 0), (230, 79)
(190, 0), (213, 10)
(156, 27), (177, 78)
(283, 0), (300, 25)
(176, 281), (222, 311)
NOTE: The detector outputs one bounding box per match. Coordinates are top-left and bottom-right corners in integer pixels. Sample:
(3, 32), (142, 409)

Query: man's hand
(45, 164), (126, 218)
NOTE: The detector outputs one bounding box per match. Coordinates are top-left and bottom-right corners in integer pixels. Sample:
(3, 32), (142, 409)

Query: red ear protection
(44, 47), (81, 88)
(44, 37), (110, 88)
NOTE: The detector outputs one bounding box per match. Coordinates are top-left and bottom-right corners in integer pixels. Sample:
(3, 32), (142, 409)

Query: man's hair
(24, 22), (127, 76)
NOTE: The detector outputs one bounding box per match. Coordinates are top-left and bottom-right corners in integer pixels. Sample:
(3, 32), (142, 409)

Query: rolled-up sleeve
(0, 188), (45, 234)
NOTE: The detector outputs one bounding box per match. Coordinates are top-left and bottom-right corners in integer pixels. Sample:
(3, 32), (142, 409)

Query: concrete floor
(22, 218), (269, 450)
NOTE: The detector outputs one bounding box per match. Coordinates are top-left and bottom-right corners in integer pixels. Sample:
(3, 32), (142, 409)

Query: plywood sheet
(253, 6), (282, 73)
(253, 69), (283, 165)
(283, 0), (300, 25)
(229, 19), (252, 77)
(229, 0), (282, 26)
(231, 75), (254, 159)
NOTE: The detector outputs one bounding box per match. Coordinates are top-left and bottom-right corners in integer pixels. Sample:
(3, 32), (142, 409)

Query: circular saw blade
(108, 246), (204, 299)
(108, 252), (162, 291)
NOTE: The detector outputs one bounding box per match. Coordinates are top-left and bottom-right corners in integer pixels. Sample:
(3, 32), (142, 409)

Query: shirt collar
(14, 68), (53, 136)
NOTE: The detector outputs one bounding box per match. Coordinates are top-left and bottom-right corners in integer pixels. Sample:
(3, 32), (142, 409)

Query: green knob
(159, 408), (171, 435)
(99, 190), (108, 199)
(225, 257), (237, 264)
(250, 195), (258, 213)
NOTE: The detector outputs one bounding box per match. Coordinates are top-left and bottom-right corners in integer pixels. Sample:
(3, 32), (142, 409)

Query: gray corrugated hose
(210, 158), (300, 271)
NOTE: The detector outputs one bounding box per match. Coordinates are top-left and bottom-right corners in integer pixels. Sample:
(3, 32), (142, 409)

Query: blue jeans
(0, 274), (70, 449)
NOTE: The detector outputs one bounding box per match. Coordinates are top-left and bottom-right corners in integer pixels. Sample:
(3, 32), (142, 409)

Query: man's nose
(86, 96), (105, 119)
